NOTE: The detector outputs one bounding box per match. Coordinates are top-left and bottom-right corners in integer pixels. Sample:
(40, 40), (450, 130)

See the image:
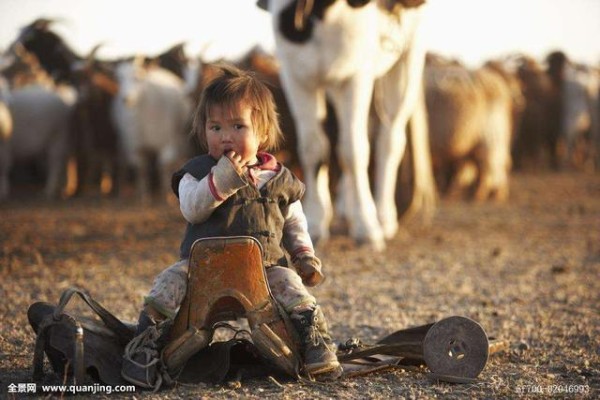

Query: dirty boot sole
(306, 360), (343, 380)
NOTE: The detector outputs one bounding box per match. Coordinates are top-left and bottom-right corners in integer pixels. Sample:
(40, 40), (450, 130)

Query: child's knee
(145, 260), (189, 319)
(154, 260), (188, 284)
(266, 266), (317, 312)
(143, 296), (180, 320)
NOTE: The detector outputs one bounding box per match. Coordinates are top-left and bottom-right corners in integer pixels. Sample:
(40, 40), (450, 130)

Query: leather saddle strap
(272, 300), (301, 378)
(54, 287), (133, 345)
(337, 341), (423, 362)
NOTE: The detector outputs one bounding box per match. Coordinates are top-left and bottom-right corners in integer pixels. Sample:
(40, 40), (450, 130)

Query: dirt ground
(0, 169), (598, 399)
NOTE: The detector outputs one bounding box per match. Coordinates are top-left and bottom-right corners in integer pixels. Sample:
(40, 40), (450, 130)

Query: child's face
(205, 102), (261, 165)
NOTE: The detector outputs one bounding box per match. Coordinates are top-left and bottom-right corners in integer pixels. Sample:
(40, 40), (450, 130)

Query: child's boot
(290, 306), (342, 379)
(121, 310), (171, 390)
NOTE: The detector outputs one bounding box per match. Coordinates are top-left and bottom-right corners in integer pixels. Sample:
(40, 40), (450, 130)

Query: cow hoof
(381, 220), (399, 240)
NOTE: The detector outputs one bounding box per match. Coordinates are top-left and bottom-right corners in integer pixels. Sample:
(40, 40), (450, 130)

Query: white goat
(561, 64), (600, 169)
(0, 82), (75, 200)
(112, 60), (191, 202)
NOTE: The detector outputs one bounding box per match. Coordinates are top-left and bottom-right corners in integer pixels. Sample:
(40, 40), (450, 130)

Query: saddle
(162, 236), (301, 378)
(28, 236), (301, 386)
(28, 236), (500, 388)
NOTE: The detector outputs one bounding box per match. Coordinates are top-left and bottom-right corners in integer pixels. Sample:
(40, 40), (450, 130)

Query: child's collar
(248, 152), (280, 172)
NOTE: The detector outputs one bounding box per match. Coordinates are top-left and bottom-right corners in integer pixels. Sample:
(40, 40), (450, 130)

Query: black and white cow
(264, 0), (435, 250)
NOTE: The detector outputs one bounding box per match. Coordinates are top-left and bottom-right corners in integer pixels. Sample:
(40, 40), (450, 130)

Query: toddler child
(121, 63), (341, 389)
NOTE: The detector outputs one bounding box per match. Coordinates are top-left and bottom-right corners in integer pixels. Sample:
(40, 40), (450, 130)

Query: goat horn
(87, 43), (104, 61)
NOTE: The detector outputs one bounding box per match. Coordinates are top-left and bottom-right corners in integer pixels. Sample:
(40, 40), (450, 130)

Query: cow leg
(328, 75), (384, 250)
(407, 82), (437, 219)
(374, 42), (435, 238)
(373, 59), (421, 237)
(373, 74), (408, 238)
(279, 75), (333, 243)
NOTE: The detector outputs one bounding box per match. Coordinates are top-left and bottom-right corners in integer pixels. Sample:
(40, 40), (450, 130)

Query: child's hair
(191, 62), (283, 152)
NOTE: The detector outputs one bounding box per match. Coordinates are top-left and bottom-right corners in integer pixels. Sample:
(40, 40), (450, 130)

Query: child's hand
(212, 154), (249, 198)
(295, 255), (324, 287)
(224, 151), (247, 175)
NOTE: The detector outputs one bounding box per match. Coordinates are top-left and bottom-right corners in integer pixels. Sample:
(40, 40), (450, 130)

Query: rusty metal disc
(422, 316), (489, 379)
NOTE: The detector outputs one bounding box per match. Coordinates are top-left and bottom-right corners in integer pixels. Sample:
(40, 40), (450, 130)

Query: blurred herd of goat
(0, 18), (598, 213)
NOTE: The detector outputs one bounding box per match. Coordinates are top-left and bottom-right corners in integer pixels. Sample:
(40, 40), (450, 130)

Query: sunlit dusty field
(1, 170), (599, 399)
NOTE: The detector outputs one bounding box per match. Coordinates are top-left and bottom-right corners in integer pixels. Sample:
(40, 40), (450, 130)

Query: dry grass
(1, 170), (599, 399)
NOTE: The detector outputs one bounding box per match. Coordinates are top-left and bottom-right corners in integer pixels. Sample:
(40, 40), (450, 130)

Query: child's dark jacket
(171, 154), (305, 267)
